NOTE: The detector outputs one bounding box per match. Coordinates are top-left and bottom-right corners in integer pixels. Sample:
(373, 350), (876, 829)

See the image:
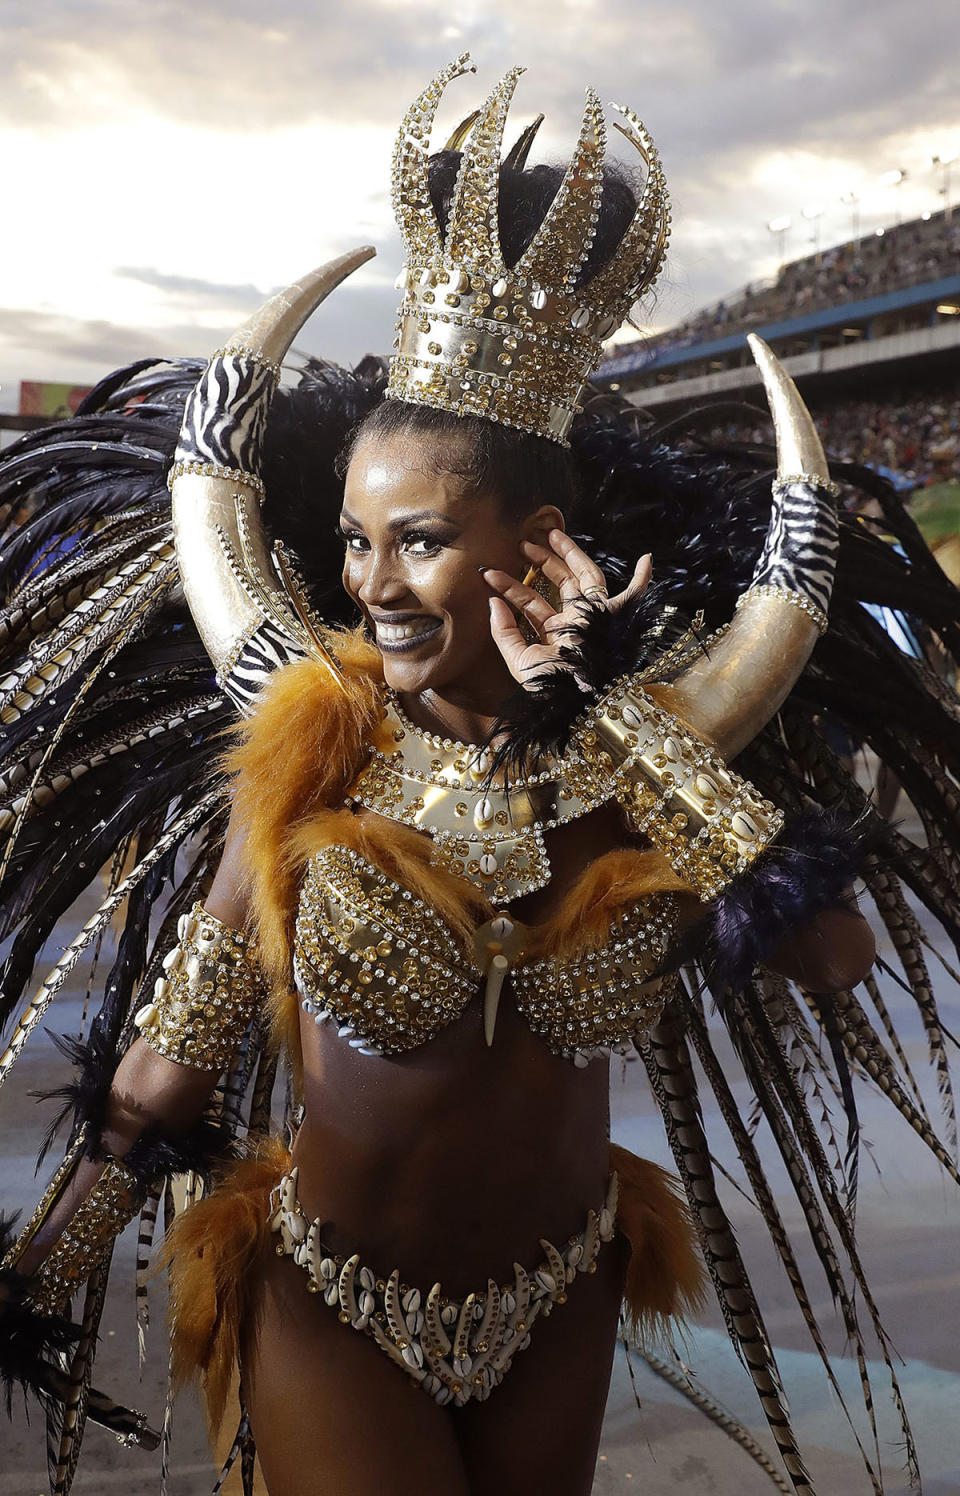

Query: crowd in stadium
(701, 385), (960, 485)
(645, 210), (960, 352)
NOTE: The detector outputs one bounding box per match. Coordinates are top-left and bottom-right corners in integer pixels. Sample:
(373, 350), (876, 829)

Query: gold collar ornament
(343, 680), (780, 908)
(344, 691), (613, 903)
(386, 56), (670, 445)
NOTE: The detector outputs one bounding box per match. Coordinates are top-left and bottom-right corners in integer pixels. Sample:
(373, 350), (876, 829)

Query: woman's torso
(290, 800), (651, 1295)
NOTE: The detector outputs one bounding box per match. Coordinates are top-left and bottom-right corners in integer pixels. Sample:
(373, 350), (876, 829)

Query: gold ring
(582, 586), (608, 601)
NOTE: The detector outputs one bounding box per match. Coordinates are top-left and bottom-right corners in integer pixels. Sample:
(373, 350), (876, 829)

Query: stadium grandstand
(596, 206), (960, 487)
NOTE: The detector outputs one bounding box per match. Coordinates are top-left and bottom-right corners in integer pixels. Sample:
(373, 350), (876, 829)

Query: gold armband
(133, 902), (262, 1072)
(569, 675), (784, 900)
(2, 1133), (143, 1317)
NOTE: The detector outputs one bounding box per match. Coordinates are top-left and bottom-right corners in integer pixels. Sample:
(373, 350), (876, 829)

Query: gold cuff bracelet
(569, 675), (784, 900)
(133, 902), (262, 1072)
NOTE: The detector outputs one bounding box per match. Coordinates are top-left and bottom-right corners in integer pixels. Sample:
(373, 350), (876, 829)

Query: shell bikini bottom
(269, 1167), (621, 1407)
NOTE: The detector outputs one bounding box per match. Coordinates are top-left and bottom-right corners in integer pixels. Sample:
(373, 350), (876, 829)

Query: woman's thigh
(451, 1230), (630, 1496)
(241, 1247), (471, 1496)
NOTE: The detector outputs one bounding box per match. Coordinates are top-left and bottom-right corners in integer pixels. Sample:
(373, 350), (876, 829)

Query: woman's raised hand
(482, 529), (652, 691)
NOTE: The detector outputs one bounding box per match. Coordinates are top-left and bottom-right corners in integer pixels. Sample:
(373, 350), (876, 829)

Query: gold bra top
(292, 844), (678, 1066)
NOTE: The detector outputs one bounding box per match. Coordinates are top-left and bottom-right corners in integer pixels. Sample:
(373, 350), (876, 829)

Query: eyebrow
(339, 509), (460, 534)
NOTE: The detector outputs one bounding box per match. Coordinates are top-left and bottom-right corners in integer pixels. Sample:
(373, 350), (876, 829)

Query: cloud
(0, 0), (957, 395)
(0, 276), (400, 404)
(113, 267), (271, 305)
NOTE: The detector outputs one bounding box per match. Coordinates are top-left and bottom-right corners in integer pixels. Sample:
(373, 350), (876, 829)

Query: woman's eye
(401, 532), (443, 556)
(340, 531), (368, 553)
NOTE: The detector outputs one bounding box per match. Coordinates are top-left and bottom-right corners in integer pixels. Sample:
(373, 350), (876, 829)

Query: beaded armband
(569, 676), (784, 901)
(2, 1133), (143, 1317)
(133, 902), (262, 1072)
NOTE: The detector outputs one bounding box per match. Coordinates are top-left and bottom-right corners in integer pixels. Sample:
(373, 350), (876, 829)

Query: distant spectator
(700, 383), (960, 485)
(635, 209), (960, 359)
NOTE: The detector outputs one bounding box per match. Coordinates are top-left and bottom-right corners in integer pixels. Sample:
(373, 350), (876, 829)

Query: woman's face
(341, 429), (561, 703)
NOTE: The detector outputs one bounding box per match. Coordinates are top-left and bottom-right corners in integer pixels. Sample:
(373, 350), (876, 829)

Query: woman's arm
(8, 803), (254, 1283)
(762, 890), (876, 991)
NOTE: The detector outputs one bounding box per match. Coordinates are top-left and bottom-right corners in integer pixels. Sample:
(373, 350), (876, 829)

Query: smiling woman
(1, 51), (959, 1496)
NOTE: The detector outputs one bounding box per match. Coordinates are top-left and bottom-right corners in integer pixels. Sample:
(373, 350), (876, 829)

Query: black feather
(0, 1215), (80, 1415)
(679, 808), (881, 992)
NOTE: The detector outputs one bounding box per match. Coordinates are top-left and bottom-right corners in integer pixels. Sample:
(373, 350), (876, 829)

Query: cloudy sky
(1, 0), (958, 409)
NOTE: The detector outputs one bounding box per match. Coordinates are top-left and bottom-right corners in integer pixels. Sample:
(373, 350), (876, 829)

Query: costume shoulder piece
(223, 628), (383, 985)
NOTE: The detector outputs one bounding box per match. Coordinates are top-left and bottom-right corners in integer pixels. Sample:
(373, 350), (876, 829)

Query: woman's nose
(357, 551), (409, 608)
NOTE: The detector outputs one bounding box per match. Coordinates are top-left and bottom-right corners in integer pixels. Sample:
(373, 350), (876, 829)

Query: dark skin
(8, 428), (875, 1494)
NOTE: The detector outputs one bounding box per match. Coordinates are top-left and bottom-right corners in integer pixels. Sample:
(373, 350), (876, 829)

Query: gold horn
(654, 337), (833, 760)
(443, 109), (481, 151)
(170, 247), (375, 684)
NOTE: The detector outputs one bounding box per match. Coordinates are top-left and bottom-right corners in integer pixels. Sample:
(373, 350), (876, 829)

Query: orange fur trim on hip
(159, 1137), (290, 1437)
(608, 1142), (706, 1341)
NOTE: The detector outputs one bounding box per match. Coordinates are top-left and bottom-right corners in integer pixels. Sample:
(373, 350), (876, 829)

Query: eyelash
(339, 528), (445, 558)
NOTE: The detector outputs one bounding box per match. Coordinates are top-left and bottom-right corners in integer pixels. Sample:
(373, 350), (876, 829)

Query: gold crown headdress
(386, 56), (670, 445)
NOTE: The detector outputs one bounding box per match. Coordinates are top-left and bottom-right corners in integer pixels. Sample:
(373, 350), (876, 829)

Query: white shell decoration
(491, 277), (509, 298)
(480, 853), (498, 875)
(468, 749), (490, 780)
(474, 796), (494, 829)
(621, 703), (644, 729)
(529, 287), (547, 309)
(695, 773), (718, 798)
(732, 811), (758, 840)
(570, 307), (591, 329)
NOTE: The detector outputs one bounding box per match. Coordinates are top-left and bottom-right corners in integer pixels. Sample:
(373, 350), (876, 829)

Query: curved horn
(170, 247), (375, 691)
(658, 336), (839, 760)
(502, 114), (544, 172)
(443, 109), (481, 152)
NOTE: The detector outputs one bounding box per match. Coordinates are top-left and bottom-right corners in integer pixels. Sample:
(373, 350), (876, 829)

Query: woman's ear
(523, 504), (566, 549)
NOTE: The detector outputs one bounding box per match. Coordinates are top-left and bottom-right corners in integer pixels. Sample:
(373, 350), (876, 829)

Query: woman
(2, 56), (958, 1496)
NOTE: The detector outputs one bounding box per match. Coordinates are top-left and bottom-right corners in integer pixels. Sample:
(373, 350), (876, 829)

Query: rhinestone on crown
(387, 55), (670, 446)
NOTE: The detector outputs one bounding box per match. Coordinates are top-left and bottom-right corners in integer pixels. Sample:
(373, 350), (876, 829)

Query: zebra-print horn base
(648, 337), (839, 761)
(170, 247), (375, 708)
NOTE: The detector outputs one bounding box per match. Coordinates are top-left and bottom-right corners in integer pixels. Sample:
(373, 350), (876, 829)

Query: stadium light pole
(932, 153), (957, 222)
(802, 203), (825, 263)
(840, 191), (861, 252)
(879, 168), (908, 225)
(767, 215), (792, 269)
